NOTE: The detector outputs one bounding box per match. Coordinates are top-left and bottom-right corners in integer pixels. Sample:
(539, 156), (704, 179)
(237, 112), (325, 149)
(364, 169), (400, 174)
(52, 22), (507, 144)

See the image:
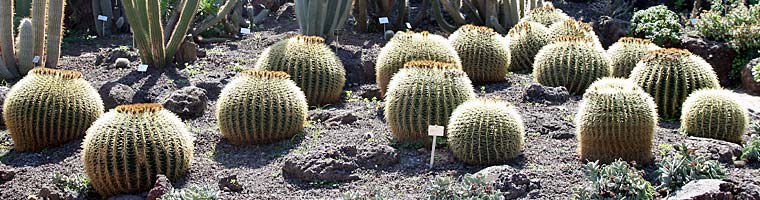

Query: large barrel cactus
(4, 68), (104, 152)
(507, 20), (551, 72)
(254, 35), (346, 105)
(447, 99), (525, 165)
(449, 24), (511, 83)
(547, 19), (603, 48)
(376, 31), (461, 95)
(681, 89), (749, 143)
(607, 37), (661, 78)
(532, 36), (612, 94)
(217, 70), (309, 145)
(83, 104), (194, 197)
(520, 5), (570, 27)
(629, 48), (720, 119)
(576, 78), (657, 164)
(385, 61), (476, 142)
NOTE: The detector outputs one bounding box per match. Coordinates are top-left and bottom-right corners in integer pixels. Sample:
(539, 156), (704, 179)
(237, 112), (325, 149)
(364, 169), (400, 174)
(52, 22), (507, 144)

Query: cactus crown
(528, 5), (558, 15)
(642, 48), (693, 62)
(241, 70), (291, 79)
(291, 35), (326, 44)
(29, 68), (83, 79)
(586, 77), (645, 95)
(393, 31), (431, 40)
(618, 37), (654, 45)
(508, 21), (537, 35)
(554, 36), (594, 43)
(459, 24), (498, 36)
(403, 60), (459, 70)
(115, 103), (164, 114)
(559, 19), (594, 32)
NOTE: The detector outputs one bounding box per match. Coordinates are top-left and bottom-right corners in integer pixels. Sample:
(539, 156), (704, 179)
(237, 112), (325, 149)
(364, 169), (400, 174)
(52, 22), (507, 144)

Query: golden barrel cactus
(507, 21), (551, 72)
(607, 37), (661, 78)
(681, 89), (749, 143)
(448, 24), (511, 83)
(532, 36), (612, 94)
(447, 99), (525, 165)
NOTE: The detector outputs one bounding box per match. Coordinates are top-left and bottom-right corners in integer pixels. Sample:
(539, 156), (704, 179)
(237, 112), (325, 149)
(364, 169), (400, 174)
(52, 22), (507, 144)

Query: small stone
(162, 86), (208, 119)
(99, 82), (137, 109)
(0, 169), (15, 183)
(326, 113), (358, 124)
(147, 174), (173, 200)
(667, 179), (734, 200)
(523, 83), (570, 105)
(218, 175), (243, 192)
(549, 131), (574, 140)
(733, 160), (746, 168)
(114, 58), (130, 68)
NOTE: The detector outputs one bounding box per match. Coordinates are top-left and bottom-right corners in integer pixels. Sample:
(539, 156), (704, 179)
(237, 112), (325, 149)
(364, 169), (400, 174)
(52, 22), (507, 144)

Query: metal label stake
(428, 125), (444, 169)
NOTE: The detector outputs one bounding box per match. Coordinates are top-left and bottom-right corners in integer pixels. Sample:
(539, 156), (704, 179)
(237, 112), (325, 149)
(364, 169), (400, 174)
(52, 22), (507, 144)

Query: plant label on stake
(379, 17), (389, 39)
(97, 15), (108, 21)
(32, 56), (40, 64)
(137, 64), (148, 72)
(690, 19), (698, 25)
(406, 22), (412, 30)
(240, 28), (251, 35)
(428, 125), (444, 169)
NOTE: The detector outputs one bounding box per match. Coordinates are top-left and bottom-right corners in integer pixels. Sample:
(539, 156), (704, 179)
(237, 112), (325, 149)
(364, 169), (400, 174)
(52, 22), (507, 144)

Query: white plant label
(428, 125), (444, 136)
(406, 22), (412, 29)
(137, 64), (149, 72)
(379, 17), (390, 24)
(98, 15), (108, 21)
(32, 56), (40, 63)
(691, 19), (698, 25)
(240, 28), (252, 34)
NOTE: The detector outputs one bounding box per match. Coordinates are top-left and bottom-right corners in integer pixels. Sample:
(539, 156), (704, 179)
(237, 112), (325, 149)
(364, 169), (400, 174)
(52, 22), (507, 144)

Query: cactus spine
(681, 89), (749, 143)
(576, 78), (657, 164)
(520, 5), (570, 27)
(507, 21), (551, 72)
(83, 104), (194, 197)
(447, 99), (525, 165)
(449, 25), (511, 83)
(384, 61), (476, 142)
(629, 48), (720, 119)
(16, 19), (33, 73)
(122, 0), (200, 68)
(294, 0), (352, 40)
(4, 68), (104, 152)
(607, 37), (661, 78)
(217, 70), (308, 145)
(532, 36), (612, 94)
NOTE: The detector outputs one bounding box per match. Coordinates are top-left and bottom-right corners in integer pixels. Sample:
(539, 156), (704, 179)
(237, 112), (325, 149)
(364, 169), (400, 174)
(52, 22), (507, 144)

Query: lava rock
(0, 86), (9, 128)
(219, 174), (243, 192)
(685, 137), (742, 164)
(681, 34), (737, 87)
(147, 174), (173, 200)
(475, 165), (540, 199)
(309, 108), (336, 122)
(99, 82), (137, 109)
(549, 131), (574, 140)
(326, 112), (358, 125)
(195, 72), (230, 100)
(741, 58), (760, 95)
(175, 40), (198, 64)
(355, 84), (382, 100)
(162, 86), (208, 119)
(593, 16), (630, 49)
(667, 179), (734, 200)
(0, 168), (15, 183)
(282, 144), (399, 182)
(523, 83), (570, 105)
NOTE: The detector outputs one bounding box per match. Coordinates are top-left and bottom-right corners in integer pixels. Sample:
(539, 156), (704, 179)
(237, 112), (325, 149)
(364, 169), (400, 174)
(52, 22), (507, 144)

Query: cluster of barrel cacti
(0, 0), (65, 79)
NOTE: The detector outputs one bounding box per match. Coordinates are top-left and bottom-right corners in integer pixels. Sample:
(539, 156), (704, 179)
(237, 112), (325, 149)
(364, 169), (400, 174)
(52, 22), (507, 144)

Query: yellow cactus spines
(507, 21), (552, 72)
(576, 78), (657, 164)
(447, 99), (525, 165)
(607, 37), (661, 78)
(520, 5), (570, 27)
(681, 89), (749, 143)
(449, 24), (511, 83)
(547, 19), (603, 49)
(83, 103), (194, 197)
(532, 36), (612, 94)
(4, 68), (104, 152)
(376, 31), (461, 95)
(216, 70), (308, 145)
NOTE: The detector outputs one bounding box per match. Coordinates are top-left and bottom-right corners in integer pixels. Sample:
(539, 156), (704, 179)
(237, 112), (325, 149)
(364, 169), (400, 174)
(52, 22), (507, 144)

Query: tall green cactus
(0, 0), (16, 78)
(44, 0), (64, 68)
(447, 98), (525, 165)
(122, 0), (200, 68)
(629, 48), (720, 119)
(520, 5), (570, 27)
(576, 78), (657, 164)
(384, 61), (476, 142)
(532, 36), (612, 94)
(294, 0), (351, 40)
(449, 24), (511, 83)
(0, 0), (66, 79)
(681, 89), (749, 143)
(4, 68), (104, 152)
(83, 103), (194, 197)
(607, 37), (661, 78)
(507, 21), (551, 72)
(216, 70), (309, 145)
(432, 0), (546, 34)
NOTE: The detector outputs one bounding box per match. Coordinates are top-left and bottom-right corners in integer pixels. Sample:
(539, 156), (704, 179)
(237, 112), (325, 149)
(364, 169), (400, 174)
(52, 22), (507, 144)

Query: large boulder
(161, 86), (208, 119)
(741, 57), (760, 95)
(592, 16), (630, 49)
(681, 34), (737, 87)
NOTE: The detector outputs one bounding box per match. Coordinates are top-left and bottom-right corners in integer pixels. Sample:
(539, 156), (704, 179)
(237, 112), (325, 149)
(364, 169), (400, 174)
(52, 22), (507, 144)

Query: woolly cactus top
(617, 37), (655, 45)
(290, 35), (326, 44)
(458, 24), (499, 36)
(553, 36), (596, 46)
(115, 103), (164, 114)
(241, 70), (291, 79)
(508, 21), (544, 35)
(29, 67), (83, 79)
(642, 48), (693, 63)
(403, 60), (459, 70)
(585, 77), (652, 97)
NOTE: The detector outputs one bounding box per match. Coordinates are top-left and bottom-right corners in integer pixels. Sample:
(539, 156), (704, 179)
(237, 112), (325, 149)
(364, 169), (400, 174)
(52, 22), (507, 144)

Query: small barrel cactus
(532, 36), (612, 94)
(576, 78), (657, 164)
(216, 70), (308, 145)
(385, 61), (476, 142)
(547, 19), (603, 48)
(83, 104), (194, 197)
(254, 35), (346, 105)
(607, 37), (661, 78)
(447, 99), (525, 165)
(376, 31), (461, 95)
(520, 5), (570, 27)
(630, 48), (720, 119)
(681, 89), (749, 143)
(507, 21), (551, 72)
(449, 24), (511, 83)
(4, 68), (104, 152)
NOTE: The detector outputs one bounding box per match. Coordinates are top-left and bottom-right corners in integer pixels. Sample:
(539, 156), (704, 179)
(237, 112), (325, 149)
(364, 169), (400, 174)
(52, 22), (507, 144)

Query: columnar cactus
(447, 99), (525, 165)
(216, 70), (308, 145)
(629, 48), (720, 119)
(507, 21), (551, 72)
(294, 0), (351, 40)
(0, 0), (67, 79)
(384, 61), (476, 142)
(122, 0), (200, 68)
(681, 89), (749, 143)
(4, 68), (104, 152)
(83, 104), (194, 197)
(376, 31), (461, 95)
(253, 35), (346, 105)
(547, 19), (603, 48)
(449, 24), (511, 83)
(607, 37), (661, 78)
(432, 0), (546, 34)
(532, 36), (612, 94)
(576, 78), (657, 164)
(520, 5), (570, 27)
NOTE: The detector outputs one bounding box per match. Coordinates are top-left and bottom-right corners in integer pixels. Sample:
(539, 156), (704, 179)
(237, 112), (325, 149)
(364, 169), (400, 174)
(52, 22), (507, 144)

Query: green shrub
(572, 160), (656, 200)
(696, 3), (760, 51)
(629, 5), (682, 46)
(742, 135), (760, 161)
(159, 186), (221, 200)
(426, 173), (503, 199)
(754, 63), (760, 82)
(655, 144), (726, 192)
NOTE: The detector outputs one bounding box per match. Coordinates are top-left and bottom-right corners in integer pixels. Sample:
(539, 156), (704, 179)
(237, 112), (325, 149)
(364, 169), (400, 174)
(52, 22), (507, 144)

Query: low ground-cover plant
(697, 1), (760, 51)
(572, 160), (656, 200)
(426, 173), (504, 199)
(51, 172), (92, 198)
(629, 5), (682, 46)
(742, 135), (760, 161)
(159, 186), (220, 200)
(655, 144), (726, 192)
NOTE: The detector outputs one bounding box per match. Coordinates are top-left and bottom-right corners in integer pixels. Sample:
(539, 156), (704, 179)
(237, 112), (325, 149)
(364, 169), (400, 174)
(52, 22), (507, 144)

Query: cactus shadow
(0, 139), (81, 167)
(211, 132), (305, 169)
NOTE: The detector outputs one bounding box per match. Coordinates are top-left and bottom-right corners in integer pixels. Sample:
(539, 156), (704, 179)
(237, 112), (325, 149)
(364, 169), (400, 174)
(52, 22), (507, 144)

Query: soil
(1, 1), (760, 200)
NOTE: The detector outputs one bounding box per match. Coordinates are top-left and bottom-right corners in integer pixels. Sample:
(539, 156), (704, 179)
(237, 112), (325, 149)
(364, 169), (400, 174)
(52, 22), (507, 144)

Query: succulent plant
(520, 5), (570, 27)
(0, 0), (67, 79)
(432, 0), (546, 34)
(507, 21), (551, 72)
(547, 19), (603, 48)
(376, 31), (461, 95)
(449, 24), (511, 83)
(216, 70), (309, 145)
(607, 37), (661, 78)
(253, 35), (346, 105)
(122, 0), (200, 68)
(576, 78), (657, 164)
(385, 61), (476, 142)
(629, 48), (721, 119)
(83, 103), (194, 197)
(681, 89), (749, 143)
(532, 36), (612, 94)
(447, 98), (525, 165)
(4, 68), (104, 152)
(294, 0), (351, 40)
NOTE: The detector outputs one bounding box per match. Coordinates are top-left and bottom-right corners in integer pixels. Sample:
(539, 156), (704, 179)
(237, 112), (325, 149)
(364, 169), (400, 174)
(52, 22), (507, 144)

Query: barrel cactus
(629, 48), (720, 119)
(576, 78), (657, 164)
(607, 37), (661, 78)
(254, 35), (346, 105)
(447, 99), (525, 165)
(385, 61), (476, 142)
(507, 21), (551, 72)
(547, 19), (603, 48)
(532, 36), (612, 94)
(4, 68), (104, 152)
(376, 31), (461, 95)
(83, 104), (193, 197)
(217, 70), (308, 145)
(520, 5), (570, 27)
(449, 24), (511, 83)
(681, 89), (749, 143)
